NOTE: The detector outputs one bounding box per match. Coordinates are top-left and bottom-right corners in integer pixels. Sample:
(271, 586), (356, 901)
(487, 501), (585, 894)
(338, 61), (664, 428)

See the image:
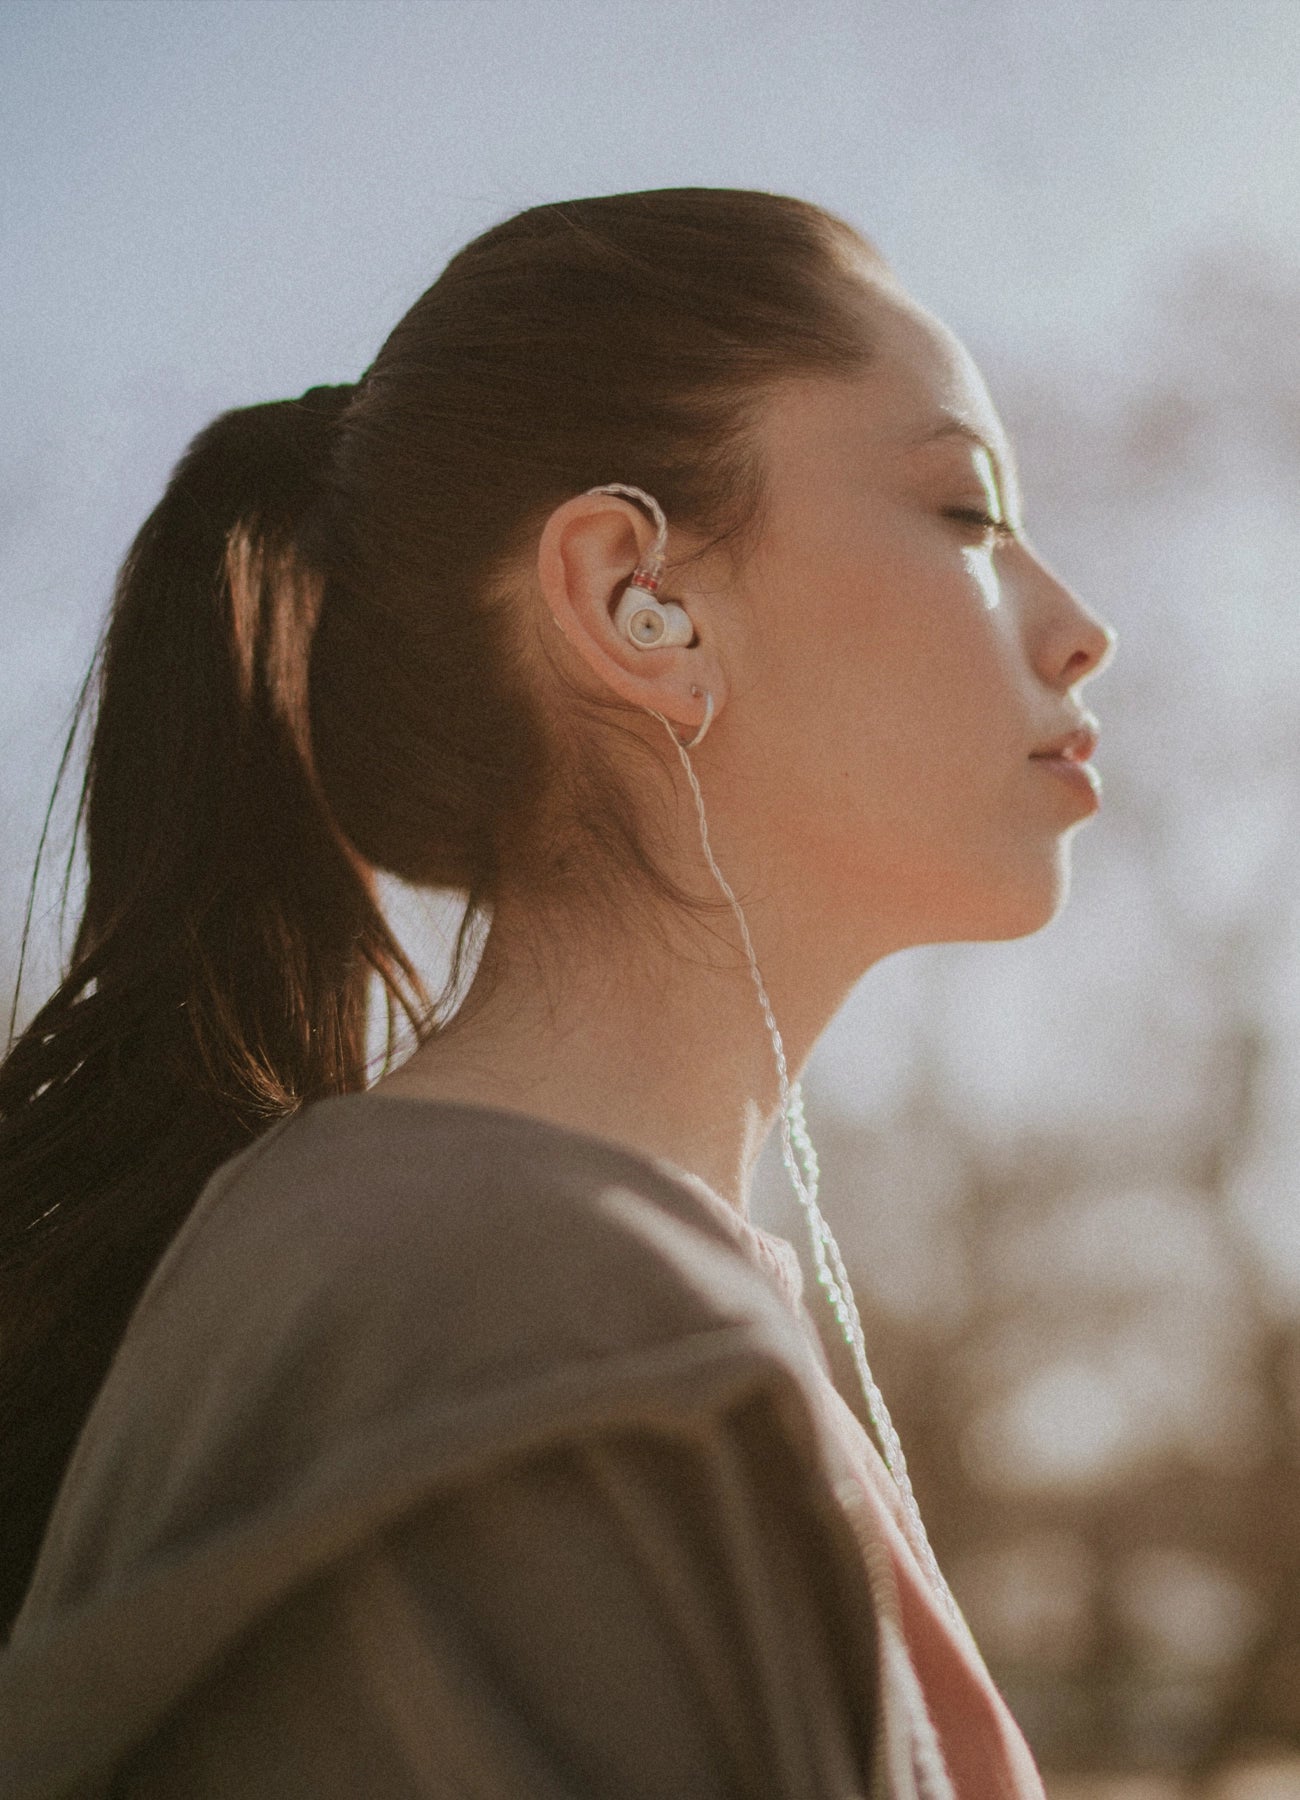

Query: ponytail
(0, 385), (428, 1632)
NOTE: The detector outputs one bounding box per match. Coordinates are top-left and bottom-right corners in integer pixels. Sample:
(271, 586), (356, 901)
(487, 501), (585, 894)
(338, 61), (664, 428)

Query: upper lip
(1030, 716), (1100, 762)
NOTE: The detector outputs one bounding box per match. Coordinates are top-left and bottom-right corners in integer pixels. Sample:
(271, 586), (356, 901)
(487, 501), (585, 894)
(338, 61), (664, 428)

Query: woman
(0, 188), (1115, 1796)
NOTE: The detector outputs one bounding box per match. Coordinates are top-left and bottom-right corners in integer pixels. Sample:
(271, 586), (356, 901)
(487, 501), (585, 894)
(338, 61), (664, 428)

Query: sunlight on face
(733, 278), (1116, 957)
(961, 445), (1007, 614)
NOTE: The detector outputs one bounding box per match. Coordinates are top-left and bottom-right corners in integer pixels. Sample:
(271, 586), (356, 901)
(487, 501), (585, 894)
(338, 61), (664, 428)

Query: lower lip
(1030, 756), (1102, 810)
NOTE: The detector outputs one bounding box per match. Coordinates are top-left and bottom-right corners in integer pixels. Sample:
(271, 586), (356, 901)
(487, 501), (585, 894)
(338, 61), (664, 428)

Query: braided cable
(650, 700), (960, 1624)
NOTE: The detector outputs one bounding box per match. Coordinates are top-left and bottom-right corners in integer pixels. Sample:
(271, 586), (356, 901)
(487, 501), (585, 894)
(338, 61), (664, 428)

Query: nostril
(1088, 620), (1119, 677)
(1068, 628), (1114, 684)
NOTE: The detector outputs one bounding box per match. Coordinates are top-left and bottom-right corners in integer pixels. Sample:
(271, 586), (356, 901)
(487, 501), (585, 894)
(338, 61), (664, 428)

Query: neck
(374, 883), (862, 1216)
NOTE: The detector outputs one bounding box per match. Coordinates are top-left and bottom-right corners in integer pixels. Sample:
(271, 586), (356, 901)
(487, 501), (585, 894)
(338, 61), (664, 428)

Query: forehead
(758, 281), (1010, 474)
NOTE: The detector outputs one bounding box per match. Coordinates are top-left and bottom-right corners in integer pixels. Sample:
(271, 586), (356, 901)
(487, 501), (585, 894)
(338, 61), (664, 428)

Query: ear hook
(584, 483), (669, 590)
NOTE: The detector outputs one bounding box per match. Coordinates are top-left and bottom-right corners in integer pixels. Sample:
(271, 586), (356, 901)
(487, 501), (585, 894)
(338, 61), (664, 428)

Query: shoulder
(142, 1091), (800, 1380)
(19, 1095), (833, 1624)
(5, 1099), (893, 1800)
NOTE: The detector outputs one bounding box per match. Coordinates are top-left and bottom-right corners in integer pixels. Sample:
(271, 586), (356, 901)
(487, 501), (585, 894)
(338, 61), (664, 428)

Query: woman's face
(727, 278), (1117, 954)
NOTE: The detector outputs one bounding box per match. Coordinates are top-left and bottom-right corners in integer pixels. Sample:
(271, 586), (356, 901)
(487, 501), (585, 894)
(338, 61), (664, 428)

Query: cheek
(752, 533), (1027, 861)
(807, 538), (1015, 769)
(960, 544), (1003, 614)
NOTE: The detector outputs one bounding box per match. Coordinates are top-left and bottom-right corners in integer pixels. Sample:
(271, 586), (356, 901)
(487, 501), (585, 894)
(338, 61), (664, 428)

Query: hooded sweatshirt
(1, 1093), (1044, 1798)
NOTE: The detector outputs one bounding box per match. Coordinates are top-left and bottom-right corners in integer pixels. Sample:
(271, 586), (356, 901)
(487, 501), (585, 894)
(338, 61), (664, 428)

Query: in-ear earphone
(615, 585), (694, 650)
(550, 481), (712, 748)
(585, 482), (695, 650)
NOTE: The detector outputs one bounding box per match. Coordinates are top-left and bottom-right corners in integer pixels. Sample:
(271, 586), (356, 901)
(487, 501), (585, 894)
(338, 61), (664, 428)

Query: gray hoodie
(1, 1094), (952, 1798)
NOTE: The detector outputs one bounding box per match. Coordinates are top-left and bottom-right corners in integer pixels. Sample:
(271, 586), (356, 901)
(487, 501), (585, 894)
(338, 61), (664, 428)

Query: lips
(1030, 719), (1100, 763)
(1029, 714), (1103, 811)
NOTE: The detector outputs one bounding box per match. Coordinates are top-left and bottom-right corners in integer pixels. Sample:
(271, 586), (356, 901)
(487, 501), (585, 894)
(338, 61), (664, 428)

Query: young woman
(0, 187), (1115, 1796)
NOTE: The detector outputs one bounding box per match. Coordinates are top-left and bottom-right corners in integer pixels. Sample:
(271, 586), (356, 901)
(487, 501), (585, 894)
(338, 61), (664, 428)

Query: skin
(374, 276), (1117, 1215)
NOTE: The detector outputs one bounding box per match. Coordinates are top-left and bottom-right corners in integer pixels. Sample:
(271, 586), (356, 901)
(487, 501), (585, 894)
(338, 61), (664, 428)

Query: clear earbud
(612, 583), (694, 648)
(584, 483), (695, 651)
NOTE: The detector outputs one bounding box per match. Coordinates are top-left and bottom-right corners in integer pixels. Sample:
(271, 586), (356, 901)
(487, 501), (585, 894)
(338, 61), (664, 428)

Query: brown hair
(0, 186), (879, 1630)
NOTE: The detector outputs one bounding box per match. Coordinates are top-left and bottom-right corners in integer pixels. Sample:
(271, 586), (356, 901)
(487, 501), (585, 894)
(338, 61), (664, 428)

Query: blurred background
(4, 1), (1299, 1790)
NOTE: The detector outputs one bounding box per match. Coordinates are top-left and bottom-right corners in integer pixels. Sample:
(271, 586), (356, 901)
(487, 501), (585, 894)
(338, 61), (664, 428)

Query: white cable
(650, 699), (961, 1625)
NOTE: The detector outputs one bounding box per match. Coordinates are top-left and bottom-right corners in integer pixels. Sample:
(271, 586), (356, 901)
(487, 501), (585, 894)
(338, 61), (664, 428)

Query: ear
(536, 492), (726, 737)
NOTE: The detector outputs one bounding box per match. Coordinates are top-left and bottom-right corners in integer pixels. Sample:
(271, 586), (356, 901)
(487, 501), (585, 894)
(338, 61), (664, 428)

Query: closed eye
(944, 507), (1018, 541)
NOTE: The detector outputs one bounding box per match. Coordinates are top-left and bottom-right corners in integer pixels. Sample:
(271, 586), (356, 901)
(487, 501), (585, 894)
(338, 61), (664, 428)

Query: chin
(871, 840), (1080, 951)
(987, 850), (1074, 940)
(934, 845), (1075, 944)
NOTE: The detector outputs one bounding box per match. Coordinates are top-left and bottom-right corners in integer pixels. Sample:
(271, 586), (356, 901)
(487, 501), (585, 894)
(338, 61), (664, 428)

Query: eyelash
(944, 507), (1017, 541)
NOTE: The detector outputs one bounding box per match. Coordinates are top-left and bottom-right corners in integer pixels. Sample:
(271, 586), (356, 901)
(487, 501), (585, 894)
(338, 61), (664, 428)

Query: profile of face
(727, 278), (1118, 954)
(540, 270), (1118, 969)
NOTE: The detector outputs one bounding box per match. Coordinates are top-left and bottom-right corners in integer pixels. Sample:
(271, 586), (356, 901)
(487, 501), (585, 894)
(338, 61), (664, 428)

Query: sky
(6, 1), (1300, 420)
(3, 0), (1299, 1142)
(6, 1), (1300, 383)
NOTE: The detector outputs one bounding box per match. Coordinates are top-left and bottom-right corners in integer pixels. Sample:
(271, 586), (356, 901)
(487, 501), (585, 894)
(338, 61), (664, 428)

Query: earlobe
(680, 685), (714, 748)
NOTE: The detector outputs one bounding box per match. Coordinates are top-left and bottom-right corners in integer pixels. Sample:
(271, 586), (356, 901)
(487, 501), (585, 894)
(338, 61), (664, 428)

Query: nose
(1061, 606), (1117, 688)
(1026, 553), (1117, 691)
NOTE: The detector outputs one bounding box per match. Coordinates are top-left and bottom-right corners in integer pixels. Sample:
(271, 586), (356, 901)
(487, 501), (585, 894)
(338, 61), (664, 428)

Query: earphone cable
(653, 700), (961, 1625)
